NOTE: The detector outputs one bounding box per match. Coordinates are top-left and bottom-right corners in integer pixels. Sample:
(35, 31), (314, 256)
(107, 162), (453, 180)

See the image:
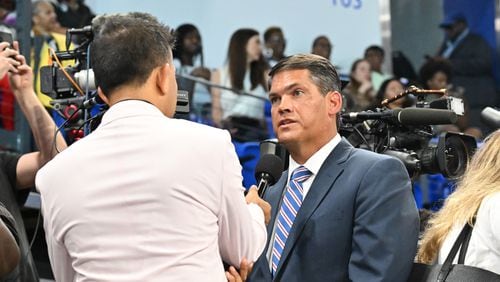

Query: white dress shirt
(438, 191), (500, 275)
(36, 100), (267, 282)
(267, 134), (342, 268)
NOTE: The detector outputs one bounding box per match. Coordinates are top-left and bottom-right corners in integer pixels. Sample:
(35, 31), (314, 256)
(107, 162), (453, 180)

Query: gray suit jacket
(249, 138), (419, 282)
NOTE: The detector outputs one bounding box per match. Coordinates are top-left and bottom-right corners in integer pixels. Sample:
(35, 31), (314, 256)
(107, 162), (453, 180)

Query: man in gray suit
(242, 54), (419, 282)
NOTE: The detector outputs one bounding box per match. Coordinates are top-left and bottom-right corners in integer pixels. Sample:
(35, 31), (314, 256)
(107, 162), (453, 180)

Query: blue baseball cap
(439, 12), (467, 28)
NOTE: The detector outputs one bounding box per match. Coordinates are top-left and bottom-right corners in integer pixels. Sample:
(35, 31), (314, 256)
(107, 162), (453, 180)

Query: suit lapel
(275, 138), (353, 276)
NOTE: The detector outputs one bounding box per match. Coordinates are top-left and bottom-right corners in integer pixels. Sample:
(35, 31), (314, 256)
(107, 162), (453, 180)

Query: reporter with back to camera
(36, 12), (271, 281)
(0, 40), (67, 280)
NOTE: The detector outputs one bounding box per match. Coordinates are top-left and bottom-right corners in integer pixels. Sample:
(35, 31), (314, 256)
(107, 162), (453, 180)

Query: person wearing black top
(0, 41), (67, 280)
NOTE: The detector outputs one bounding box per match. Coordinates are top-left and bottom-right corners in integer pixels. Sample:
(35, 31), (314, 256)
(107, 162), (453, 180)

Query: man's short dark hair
(364, 45), (385, 58)
(269, 53), (341, 95)
(91, 12), (175, 96)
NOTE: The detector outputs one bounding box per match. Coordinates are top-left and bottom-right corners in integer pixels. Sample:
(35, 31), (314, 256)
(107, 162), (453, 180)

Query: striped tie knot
(271, 166), (312, 276)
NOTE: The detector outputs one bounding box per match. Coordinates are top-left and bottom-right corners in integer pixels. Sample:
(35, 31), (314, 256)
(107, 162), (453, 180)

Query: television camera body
(339, 86), (477, 179)
(39, 25), (189, 142)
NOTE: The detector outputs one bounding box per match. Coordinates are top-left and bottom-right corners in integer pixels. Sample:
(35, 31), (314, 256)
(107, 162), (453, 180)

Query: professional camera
(40, 26), (95, 100)
(40, 25), (190, 142)
(340, 86), (477, 179)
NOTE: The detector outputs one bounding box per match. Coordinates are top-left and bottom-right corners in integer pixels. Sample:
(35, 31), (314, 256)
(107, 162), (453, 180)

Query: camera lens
(442, 135), (467, 178)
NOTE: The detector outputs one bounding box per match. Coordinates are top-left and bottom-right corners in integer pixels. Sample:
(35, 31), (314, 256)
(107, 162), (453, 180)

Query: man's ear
(327, 90), (343, 116)
(97, 87), (109, 105)
(156, 63), (170, 96)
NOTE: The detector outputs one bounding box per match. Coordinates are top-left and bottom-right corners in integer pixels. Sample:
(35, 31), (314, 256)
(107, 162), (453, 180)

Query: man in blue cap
(436, 12), (497, 136)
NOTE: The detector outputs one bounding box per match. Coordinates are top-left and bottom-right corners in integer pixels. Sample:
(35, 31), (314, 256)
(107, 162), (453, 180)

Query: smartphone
(0, 31), (13, 46)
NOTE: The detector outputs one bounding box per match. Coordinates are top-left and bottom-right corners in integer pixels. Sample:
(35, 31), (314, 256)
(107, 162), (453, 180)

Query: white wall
(85, 0), (381, 75)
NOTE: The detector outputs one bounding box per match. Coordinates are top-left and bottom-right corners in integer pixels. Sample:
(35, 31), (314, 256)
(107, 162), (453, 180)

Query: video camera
(39, 25), (189, 141)
(340, 85), (477, 179)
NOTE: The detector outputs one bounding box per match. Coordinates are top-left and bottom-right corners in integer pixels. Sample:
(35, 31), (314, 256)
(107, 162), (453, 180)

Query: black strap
(437, 221), (474, 282)
(458, 217), (476, 264)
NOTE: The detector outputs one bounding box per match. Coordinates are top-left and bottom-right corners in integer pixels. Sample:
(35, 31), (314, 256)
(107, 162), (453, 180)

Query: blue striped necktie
(271, 166), (312, 276)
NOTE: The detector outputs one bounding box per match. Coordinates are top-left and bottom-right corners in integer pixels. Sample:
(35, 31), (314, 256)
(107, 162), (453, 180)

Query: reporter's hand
(0, 42), (20, 77)
(245, 186), (271, 224)
(225, 258), (254, 282)
(8, 41), (34, 93)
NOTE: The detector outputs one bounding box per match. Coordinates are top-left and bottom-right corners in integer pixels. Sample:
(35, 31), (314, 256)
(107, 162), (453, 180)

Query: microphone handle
(257, 177), (269, 198)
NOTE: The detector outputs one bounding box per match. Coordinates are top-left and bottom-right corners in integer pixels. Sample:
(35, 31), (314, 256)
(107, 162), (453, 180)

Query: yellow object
(31, 32), (74, 108)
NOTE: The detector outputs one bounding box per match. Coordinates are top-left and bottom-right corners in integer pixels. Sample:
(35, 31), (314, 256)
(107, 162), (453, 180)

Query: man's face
(364, 50), (383, 72)
(443, 22), (464, 41)
(269, 69), (340, 154)
(265, 31), (285, 59)
(312, 38), (332, 60)
(33, 2), (58, 33)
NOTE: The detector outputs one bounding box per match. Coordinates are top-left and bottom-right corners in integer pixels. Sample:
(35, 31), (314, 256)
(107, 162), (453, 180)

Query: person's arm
(349, 157), (419, 282)
(0, 218), (20, 277)
(8, 42), (67, 189)
(211, 69), (223, 127)
(218, 132), (268, 267)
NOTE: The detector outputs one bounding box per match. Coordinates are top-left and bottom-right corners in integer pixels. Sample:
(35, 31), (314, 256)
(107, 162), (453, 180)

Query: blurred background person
(364, 45), (391, 92)
(418, 129), (500, 275)
(53, 0), (94, 29)
(211, 28), (269, 142)
(263, 26), (286, 67)
(173, 23), (212, 121)
(342, 58), (375, 112)
(311, 35), (332, 61)
(371, 77), (413, 110)
(419, 58), (482, 139)
(31, 0), (72, 108)
(436, 13), (497, 135)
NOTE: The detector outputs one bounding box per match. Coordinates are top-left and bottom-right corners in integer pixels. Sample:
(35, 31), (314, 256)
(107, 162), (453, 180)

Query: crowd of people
(0, 2), (498, 281)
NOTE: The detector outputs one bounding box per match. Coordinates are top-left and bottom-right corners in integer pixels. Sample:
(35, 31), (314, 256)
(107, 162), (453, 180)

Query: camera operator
(0, 41), (67, 281)
(36, 13), (270, 281)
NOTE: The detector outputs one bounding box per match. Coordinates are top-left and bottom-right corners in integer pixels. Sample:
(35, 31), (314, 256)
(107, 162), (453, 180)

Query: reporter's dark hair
(90, 12), (175, 96)
(269, 53), (341, 95)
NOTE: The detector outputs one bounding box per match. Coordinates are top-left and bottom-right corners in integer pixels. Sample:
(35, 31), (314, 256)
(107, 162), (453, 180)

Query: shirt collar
(287, 133), (342, 177)
(99, 99), (165, 127)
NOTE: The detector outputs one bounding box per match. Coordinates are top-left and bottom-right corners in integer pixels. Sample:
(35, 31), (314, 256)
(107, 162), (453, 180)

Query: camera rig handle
(381, 85), (447, 107)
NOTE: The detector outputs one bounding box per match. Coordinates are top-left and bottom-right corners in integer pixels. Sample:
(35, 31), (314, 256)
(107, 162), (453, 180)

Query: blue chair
(233, 141), (260, 189)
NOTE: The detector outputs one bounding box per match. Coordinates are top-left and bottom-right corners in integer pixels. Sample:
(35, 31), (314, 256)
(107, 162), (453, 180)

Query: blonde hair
(418, 129), (500, 263)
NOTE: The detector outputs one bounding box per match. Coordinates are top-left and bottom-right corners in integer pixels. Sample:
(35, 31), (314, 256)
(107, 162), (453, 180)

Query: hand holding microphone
(245, 154), (285, 225)
(245, 187), (271, 224)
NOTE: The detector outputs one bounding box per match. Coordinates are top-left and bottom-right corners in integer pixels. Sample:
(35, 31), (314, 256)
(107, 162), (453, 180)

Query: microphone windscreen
(480, 107), (500, 129)
(254, 154), (284, 185)
(397, 108), (458, 125)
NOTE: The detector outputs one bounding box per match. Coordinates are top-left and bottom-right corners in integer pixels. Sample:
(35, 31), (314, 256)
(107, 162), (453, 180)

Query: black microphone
(397, 108), (458, 125)
(342, 108), (457, 125)
(481, 107), (500, 129)
(254, 154), (284, 198)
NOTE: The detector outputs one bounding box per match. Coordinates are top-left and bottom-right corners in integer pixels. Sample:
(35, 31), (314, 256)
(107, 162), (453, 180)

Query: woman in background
(211, 28), (269, 141)
(173, 23), (212, 120)
(342, 59), (375, 112)
(418, 130), (500, 274)
(371, 77), (413, 110)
